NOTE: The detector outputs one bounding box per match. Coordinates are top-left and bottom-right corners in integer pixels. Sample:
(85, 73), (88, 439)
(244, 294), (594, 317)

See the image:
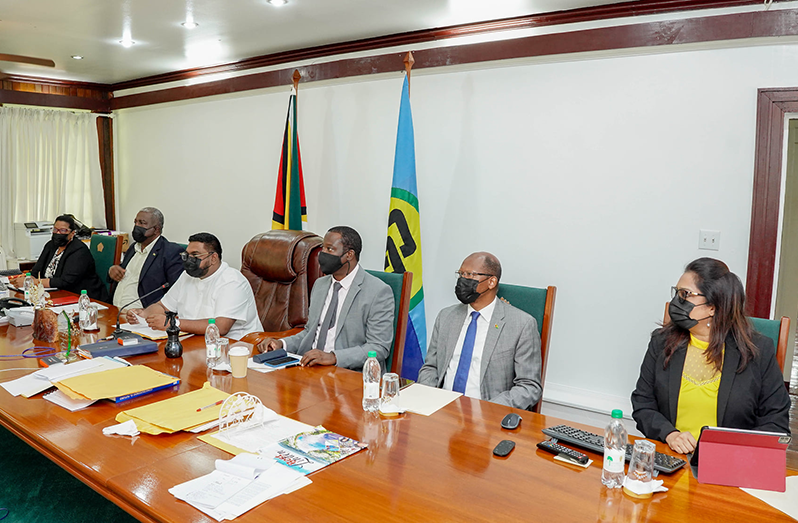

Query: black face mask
(132, 225), (152, 243)
(455, 277), (484, 304)
(52, 233), (70, 247)
(318, 252), (347, 275)
(183, 256), (209, 278)
(668, 297), (711, 331)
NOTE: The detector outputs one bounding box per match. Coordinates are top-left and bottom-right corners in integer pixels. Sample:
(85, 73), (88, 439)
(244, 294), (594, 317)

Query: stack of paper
(169, 452), (311, 521)
(200, 416), (314, 455)
(0, 357), (128, 399)
(116, 383), (230, 435)
(118, 322), (188, 340)
(55, 365), (179, 402)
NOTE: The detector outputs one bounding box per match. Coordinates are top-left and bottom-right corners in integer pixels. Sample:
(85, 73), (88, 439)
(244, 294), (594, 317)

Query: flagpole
(292, 69), (301, 93)
(403, 52), (414, 94)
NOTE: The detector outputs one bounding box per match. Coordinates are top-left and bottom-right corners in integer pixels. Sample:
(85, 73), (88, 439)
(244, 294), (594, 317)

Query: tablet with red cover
(695, 426), (791, 492)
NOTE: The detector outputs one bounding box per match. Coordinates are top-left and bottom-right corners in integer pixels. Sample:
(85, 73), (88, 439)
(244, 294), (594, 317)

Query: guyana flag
(385, 74), (427, 381)
(272, 88), (307, 230)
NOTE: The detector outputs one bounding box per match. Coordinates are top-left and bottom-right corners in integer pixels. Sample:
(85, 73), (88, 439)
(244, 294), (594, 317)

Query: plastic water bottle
(23, 272), (34, 302)
(205, 318), (221, 369)
(602, 409), (628, 488)
(362, 350), (380, 412)
(78, 290), (91, 330)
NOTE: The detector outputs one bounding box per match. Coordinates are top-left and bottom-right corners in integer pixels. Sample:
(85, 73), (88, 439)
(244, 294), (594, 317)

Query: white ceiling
(0, 0), (630, 85)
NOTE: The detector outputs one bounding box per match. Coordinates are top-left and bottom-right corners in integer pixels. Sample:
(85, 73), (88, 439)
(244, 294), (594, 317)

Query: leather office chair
(365, 270), (413, 376)
(240, 230), (323, 337)
(89, 234), (123, 293)
(662, 304), (790, 373)
(496, 283), (557, 413)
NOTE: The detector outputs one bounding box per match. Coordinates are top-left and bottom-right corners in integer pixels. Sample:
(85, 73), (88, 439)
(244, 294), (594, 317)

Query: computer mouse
(501, 413), (522, 430)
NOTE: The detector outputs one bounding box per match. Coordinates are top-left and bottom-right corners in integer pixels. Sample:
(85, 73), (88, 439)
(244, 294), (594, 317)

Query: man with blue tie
(417, 252), (542, 410)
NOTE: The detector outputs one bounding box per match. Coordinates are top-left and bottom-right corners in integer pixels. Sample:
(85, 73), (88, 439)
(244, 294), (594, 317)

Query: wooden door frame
(747, 88), (798, 318)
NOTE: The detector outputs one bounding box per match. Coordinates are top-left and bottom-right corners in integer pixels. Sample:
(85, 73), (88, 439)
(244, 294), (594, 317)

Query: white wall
(115, 41), (798, 416)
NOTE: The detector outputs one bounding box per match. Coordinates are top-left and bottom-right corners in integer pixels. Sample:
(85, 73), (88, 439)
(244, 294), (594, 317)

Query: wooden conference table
(0, 293), (794, 522)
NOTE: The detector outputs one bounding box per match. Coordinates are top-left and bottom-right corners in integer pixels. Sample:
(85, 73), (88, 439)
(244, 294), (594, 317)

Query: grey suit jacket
(282, 267), (395, 370)
(417, 299), (542, 410)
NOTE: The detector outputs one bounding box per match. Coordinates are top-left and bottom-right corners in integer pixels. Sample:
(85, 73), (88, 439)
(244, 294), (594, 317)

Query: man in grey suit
(417, 252), (542, 410)
(256, 226), (395, 370)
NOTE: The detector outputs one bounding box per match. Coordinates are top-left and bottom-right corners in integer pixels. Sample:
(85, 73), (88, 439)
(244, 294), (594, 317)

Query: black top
(631, 329), (790, 442)
(110, 236), (184, 308)
(30, 239), (110, 302)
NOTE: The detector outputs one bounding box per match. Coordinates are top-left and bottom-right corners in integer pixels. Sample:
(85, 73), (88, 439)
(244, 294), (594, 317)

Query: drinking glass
(218, 338), (230, 368)
(628, 440), (656, 485)
(381, 372), (400, 407)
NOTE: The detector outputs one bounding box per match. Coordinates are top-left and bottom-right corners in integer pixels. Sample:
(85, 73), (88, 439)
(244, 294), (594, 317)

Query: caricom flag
(272, 87), (307, 230)
(385, 74), (427, 381)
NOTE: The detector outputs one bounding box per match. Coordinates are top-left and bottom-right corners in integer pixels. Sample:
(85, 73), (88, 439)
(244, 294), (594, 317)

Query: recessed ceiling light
(71, 55), (84, 60)
(267, 0), (288, 6)
(119, 39), (135, 48)
(182, 21), (198, 29)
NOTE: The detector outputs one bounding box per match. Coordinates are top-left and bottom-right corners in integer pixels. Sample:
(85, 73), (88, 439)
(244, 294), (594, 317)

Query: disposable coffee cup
(229, 345), (250, 378)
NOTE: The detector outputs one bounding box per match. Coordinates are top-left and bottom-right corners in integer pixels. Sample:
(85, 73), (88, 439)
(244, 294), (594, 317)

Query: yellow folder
(116, 382), (230, 435)
(55, 365), (178, 401)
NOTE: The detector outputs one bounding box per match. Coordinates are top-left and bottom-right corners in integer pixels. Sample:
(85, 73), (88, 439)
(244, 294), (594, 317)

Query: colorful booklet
(278, 426), (367, 466)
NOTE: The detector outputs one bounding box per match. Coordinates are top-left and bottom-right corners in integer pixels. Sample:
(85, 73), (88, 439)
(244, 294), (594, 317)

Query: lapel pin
(494, 324), (499, 329)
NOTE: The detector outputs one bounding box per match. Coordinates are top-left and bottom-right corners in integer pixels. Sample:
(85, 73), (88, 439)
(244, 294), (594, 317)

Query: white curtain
(0, 106), (106, 257)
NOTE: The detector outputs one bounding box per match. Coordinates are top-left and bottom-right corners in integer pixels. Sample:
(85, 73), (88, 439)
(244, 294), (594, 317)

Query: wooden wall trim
(0, 89), (110, 112)
(110, 0), (781, 91)
(747, 88), (798, 318)
(112, 8), (798, 110)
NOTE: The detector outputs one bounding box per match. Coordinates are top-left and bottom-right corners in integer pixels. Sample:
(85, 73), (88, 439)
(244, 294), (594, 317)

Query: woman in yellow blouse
(631, 258), (790, 454)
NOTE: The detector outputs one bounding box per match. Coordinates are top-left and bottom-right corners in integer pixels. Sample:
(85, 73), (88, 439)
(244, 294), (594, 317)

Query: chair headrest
(242, 230), (320, 282)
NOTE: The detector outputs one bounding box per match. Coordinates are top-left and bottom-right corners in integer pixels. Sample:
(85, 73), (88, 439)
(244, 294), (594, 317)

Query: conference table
(0, 292), (795, 522)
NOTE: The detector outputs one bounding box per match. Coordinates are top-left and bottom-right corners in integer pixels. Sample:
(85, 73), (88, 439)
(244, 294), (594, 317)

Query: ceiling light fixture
(181, 21), (198, 29)
(71, 55), (84, 60)
(119, 39), (135, 48)
(267, 0), (288, 6)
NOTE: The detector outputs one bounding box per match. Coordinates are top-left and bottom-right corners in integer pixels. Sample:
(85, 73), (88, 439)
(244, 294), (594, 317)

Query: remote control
(536, 440), (589, 465)
(493, 440), (516, 457)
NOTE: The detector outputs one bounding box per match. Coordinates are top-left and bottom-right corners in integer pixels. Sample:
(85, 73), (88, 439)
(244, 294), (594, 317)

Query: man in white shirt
(127, 232), (261, 340)
(256, 226), (394, 370)
(109, 207), (184, 311)
(417, 252), (542, 410)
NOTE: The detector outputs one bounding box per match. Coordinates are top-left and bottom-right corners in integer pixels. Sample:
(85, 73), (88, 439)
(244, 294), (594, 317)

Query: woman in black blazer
(18, 215), (109, 302)
(631, 257), (790, 455)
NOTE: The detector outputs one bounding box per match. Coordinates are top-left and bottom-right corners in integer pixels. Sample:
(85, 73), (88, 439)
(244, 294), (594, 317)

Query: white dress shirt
(443, 297), (497, 399)
(160, 261), (262, 340)
(113, 236), (160, 310)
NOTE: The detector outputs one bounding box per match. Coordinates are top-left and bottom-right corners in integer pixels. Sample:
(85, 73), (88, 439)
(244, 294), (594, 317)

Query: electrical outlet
(699, 230), (720, 251)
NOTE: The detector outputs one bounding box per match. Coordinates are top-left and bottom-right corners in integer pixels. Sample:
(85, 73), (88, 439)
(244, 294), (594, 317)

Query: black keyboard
(542, 424), (686, 474)
(0, 269), (22, 277)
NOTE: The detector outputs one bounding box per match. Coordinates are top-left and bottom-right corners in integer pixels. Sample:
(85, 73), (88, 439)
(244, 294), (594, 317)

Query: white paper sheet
(741, 475), (798, 519)
(170, 454), (310, 521)
(214, 416), (313, 454)
(394, 383), (462, 416)
(44, 389), (97, 411)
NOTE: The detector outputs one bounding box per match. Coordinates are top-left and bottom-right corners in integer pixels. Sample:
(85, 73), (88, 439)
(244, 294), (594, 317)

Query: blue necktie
(452, 311), (480, 394)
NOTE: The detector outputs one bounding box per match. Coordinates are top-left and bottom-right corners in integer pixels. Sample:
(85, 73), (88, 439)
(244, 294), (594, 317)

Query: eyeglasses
(671, 286), (705, 302)
(53, 228), (71, 234)
(179, 251), (214, 262)
(455, 271), (495, 280)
